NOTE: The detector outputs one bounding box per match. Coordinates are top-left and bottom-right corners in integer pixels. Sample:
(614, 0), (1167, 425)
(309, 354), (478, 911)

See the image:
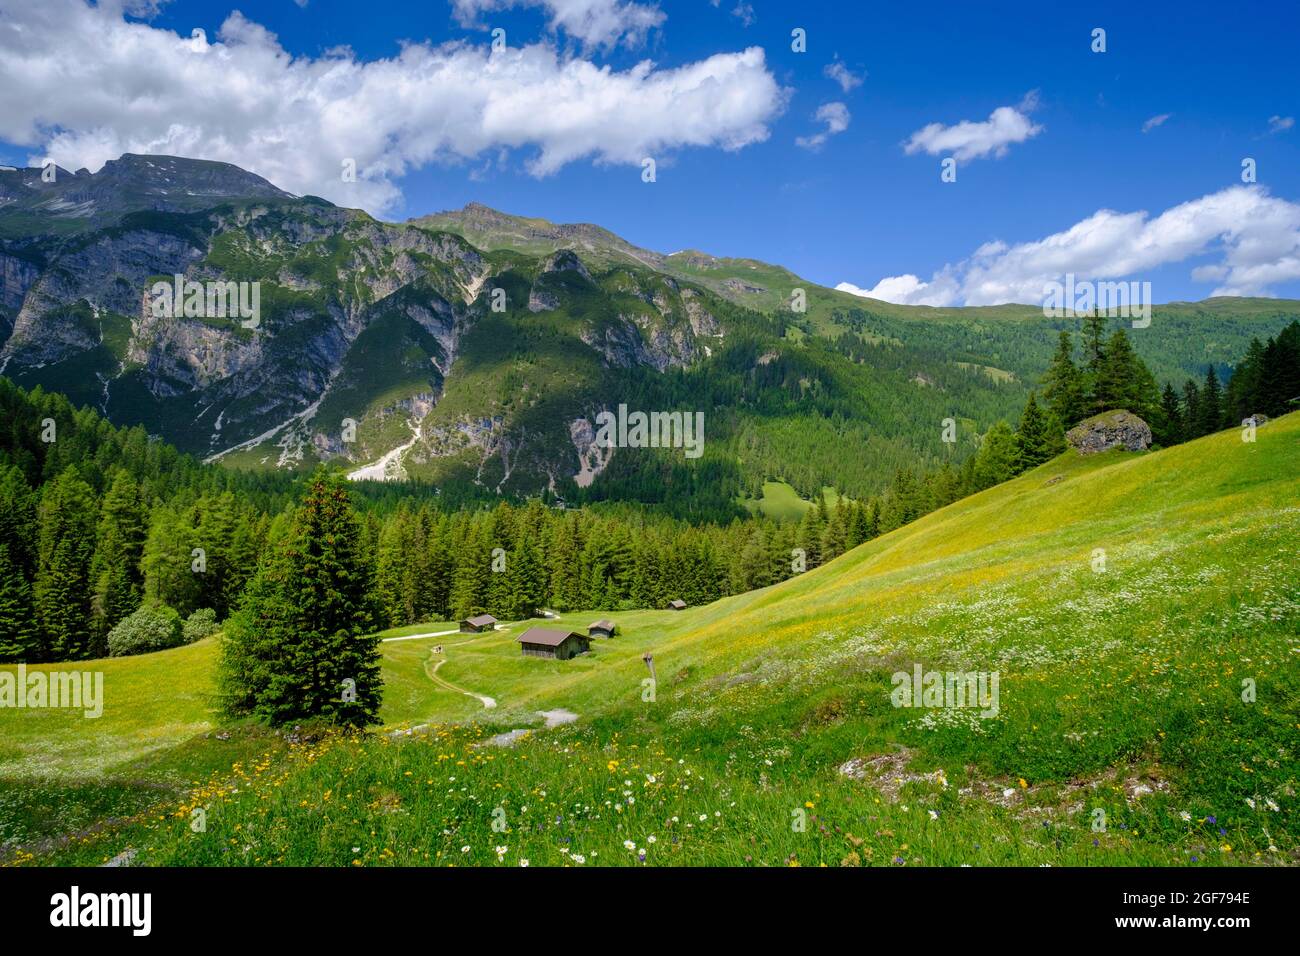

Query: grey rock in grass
(1066, 409), (1152, 454)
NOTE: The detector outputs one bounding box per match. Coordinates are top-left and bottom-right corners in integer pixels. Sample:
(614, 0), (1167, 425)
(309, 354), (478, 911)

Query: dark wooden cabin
(518, 627), (591, 660)
(460, 613), (498, 633)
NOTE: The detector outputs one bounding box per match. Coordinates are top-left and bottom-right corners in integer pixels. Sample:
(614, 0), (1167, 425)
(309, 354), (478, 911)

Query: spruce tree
(929, 462), (962, 510)
(1199, 366), (1224, 435)
(1041, 331), (1086, 427)
(846, 501), (869, 548)
(1157, 382), (1183, 446)
(1081, 311), (1109, 412)
(34, 467), (98, 661)
(1181, 380), (1202, 441)
(374, 507), (413, 627)
(1014, 393), (1059, 469)
(1096, 328), (1142, 412)
(141, 505), (203, 614)
(736, 526), (773, 591)
(506, 536), (546, 619)
(1225, 338), (1265, 424)
(546, 516), (581, 612)
(450, 520), (490, 619)
(795, 504), (824, 568)
(819, 501), (849, 562)
(865, 500), (881, 540)
(90, 470), (146, 652)
(970, 421), (1019, 490)
(0, 465), (37, 581)
(1273, 321), (1300, 413)
(219, 471), (381, 727)
(0, 544), (39, 663)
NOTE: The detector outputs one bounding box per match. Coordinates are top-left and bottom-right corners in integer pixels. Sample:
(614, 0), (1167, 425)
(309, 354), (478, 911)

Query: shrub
(107, 604), (183, 657)
(182, 608), (219, 644)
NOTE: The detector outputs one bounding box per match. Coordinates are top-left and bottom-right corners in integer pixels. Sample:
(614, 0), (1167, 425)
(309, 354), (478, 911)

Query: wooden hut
(460, 613), (498, 633)
(668, 599), (687, 611)
(588, 619), (617, 639)
(517, 627), (590, 660)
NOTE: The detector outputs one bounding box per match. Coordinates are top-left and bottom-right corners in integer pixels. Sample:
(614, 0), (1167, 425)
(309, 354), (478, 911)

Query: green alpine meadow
(1, 8), (1299, 931)
(2, 407), (1297, 868)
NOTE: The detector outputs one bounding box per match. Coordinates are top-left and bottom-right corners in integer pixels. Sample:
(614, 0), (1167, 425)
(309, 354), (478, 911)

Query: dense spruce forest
(1, 316), (1295, 667)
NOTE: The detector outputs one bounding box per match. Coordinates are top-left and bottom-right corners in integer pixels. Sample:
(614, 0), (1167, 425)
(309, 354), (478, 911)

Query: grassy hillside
(4, 414), (1297, 866)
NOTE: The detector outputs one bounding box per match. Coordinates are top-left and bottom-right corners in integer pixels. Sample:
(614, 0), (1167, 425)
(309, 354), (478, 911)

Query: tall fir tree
(89, 470), (146, 653)
(1156, 382), (1183, 446)
(219, 471), (381, 727)
(736, 525), (773, 591)
(794, 504), (824, 568)
(819, 500), (849, 563)
(0, 465), (37, 581)
(1081, 311), (1109, 412)
(505, 536), (547, 619)
(0, 544), (39, 662)
(1096, 328), (1143, 412)
(1041, 331), (1086, 427)
(970, 421), (1019, 491)
(1199, 366), (1224, 435)
(34, 467), (98, 661)
(1014, 392), (1064, 469)
(1180, 379), (1202, 441)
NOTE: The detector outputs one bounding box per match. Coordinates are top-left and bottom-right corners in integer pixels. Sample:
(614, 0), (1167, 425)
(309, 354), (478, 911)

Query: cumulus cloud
(836, 273), (958, 308)
(1141, 112), (1171, 133)
(1268, 115), (1295, 134)
(837, 186), (1300, 306)
(0, 0), (785, 217)
(824, 60), (864, 93)
(903, 91), (1043, 161)
(450, 0), (664, 50)
(795, 102), (850, 150)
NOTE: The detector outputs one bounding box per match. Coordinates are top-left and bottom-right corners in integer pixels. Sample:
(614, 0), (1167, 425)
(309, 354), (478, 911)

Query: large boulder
(1066, 410), (1152, 455)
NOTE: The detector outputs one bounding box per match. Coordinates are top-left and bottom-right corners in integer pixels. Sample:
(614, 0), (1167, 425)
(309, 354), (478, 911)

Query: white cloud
(0, 0), (786, 217)
(795, 102), (850, 150)
(1141, 112), (1171, 133)
(450, 0), (664, 50)
(1268, 115), (1295, 134)
(903, 92), (1043, 162)
(824, 60), (864, 93)
(836, 273), (958, 307)
(837, 186), (1300, 306)
(731, 2), (755, 27)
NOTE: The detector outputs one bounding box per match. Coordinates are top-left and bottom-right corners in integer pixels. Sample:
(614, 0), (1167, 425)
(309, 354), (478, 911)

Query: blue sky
(1, 0), (1298, 304)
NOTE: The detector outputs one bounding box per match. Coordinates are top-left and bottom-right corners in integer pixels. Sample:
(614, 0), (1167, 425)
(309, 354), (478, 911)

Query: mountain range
(2, 153), (1297, 512)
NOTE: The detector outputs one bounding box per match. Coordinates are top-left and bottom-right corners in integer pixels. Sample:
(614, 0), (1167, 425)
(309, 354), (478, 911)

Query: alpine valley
(2, 154), (1297, 517)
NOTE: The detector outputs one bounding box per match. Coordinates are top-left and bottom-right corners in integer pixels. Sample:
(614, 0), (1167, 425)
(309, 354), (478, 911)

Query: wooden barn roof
(517, 627), (584, 647)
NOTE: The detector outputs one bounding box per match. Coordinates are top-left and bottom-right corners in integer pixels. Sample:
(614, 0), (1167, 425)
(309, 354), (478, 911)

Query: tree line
(3, 313), (1295, 690)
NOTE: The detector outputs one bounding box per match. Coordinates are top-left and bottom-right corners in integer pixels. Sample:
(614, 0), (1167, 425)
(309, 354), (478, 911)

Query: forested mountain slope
(2, 155), (1297, 515)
